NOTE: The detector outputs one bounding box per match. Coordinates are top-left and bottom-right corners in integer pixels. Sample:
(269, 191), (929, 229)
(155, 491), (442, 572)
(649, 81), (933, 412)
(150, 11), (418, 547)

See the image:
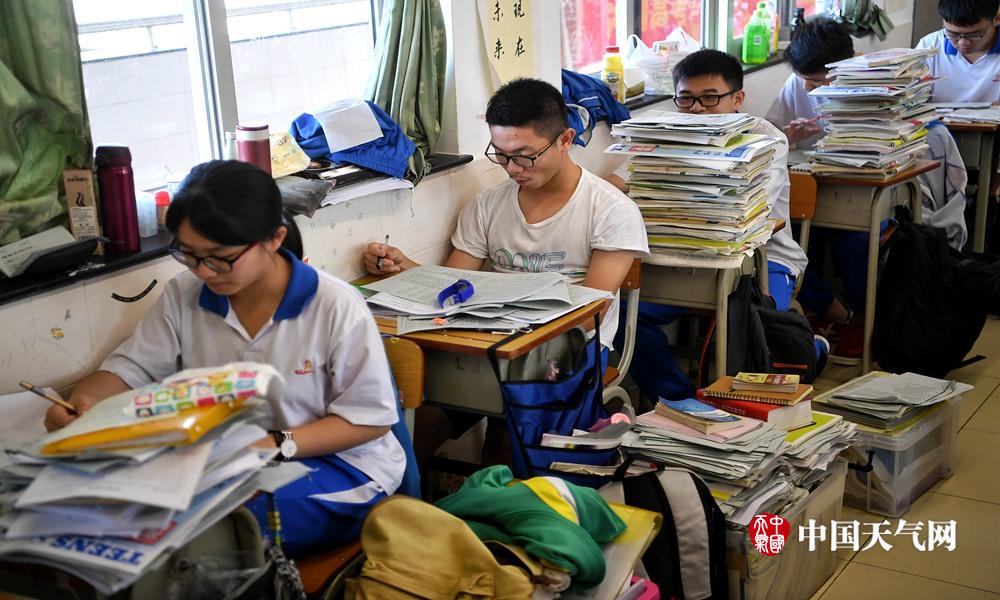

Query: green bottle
(742, 2), (771, 65)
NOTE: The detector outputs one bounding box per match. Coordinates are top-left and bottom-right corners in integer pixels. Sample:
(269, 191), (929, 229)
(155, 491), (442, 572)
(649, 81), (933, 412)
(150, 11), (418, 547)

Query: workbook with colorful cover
(654, 398), (742, 434)
(698, 396), (813, 431)
(732, 372), (800, 393)
(701, 376), (813, 406)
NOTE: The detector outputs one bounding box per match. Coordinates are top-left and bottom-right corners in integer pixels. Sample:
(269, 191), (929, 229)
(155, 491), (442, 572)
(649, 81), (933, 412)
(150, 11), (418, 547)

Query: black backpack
(602, 456), (729, 600)
(710, 275), (819, 384)
(872, 217), (1000, 377)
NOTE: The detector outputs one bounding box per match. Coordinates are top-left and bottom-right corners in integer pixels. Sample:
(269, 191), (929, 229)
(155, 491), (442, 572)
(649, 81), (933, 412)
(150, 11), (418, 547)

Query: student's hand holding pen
(363, 240), (417, 275)
(783, 115), (823, 145)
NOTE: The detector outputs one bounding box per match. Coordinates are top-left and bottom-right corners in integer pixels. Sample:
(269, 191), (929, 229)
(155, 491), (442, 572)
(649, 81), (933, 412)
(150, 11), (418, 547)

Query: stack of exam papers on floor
(813, 371), (972, 429)
(361, 265), (613, 334)
(807, 48), (936, 179)
(0, 363), (307, 594)
(625, 401), (856, 526)
(605, 112), (778, 257)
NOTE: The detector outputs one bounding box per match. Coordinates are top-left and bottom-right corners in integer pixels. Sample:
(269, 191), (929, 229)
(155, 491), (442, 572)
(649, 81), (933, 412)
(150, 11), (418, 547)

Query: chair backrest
(789, 173), (818, 220)
(383, 337), (424, 410)
(605, 259), (642, 392)
(621, 257), (642, 291)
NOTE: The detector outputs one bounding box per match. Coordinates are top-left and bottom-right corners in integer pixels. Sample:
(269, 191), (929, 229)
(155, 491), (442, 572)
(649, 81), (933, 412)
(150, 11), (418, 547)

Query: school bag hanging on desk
(487, 322), (615, 488)
(873, 208), (1000, 377)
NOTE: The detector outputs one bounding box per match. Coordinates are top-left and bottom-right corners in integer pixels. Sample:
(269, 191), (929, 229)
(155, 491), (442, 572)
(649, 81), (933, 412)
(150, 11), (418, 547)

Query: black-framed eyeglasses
(485, 134), (561, 169)
(943, 26), (991, 42)
(673, 89), (739, 109)
(169, 240), (258, 273)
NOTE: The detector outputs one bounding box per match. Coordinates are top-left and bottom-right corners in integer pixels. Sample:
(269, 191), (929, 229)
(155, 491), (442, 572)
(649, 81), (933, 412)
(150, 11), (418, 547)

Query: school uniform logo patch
(294, 359), (315, 375)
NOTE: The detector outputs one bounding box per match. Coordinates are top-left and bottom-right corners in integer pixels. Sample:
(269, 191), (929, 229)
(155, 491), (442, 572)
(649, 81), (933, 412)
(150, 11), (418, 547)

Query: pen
(375, 234), (390, 272)
(19, 380), (77, 415)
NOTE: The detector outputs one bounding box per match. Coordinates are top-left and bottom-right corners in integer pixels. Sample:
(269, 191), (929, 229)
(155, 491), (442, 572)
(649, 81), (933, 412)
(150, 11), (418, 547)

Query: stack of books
(605, 112), (781, 257)
(807, 48), (937, 179)
(699, 373), (814, 431)
(0, 363), (306, 594)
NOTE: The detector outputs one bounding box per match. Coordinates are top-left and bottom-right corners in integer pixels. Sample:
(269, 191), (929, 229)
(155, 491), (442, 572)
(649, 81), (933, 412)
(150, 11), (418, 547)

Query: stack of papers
(942, 107), (1000, 125)
(813, 371), (971, 429)
(807, 48), (936, 179)
(605, 112), (779, 257)
(0, 364), (307, 594)
(362, 265), (613, 334)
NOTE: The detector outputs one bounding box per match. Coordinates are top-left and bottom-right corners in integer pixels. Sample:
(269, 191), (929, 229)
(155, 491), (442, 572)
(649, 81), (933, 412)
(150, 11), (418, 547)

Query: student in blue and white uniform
(915, 0), (1000, 104)
(44, 160), (404, 557)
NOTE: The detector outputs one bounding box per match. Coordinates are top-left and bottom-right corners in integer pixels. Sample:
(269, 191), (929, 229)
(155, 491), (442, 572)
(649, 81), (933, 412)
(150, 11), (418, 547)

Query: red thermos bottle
(95, 146), (140, 253)
(236, 122), (271, 175)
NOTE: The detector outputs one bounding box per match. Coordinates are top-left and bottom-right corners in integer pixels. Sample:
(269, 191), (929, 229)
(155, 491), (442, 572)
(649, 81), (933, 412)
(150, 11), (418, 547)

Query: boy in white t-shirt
(363, 78), (648, 461)
(915, 0), (1000, 104)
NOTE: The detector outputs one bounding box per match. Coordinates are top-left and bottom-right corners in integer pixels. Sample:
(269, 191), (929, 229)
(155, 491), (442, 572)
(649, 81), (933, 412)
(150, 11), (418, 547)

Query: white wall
(0, 1), (917, 393)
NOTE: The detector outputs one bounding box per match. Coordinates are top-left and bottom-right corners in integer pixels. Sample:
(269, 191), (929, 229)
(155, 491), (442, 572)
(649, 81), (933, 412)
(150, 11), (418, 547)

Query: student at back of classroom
(916, 0), (1000, 104)
(766, 18), (969, 363)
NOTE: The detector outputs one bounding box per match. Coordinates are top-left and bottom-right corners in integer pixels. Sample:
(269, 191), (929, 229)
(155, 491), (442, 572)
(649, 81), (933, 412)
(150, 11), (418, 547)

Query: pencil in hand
(19, 381), (78, 415)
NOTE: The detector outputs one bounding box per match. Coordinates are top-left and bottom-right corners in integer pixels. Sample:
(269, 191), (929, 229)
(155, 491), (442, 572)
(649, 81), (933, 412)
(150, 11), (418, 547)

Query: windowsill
(0, 153), (474, 309)
(742, 50), (788, 75)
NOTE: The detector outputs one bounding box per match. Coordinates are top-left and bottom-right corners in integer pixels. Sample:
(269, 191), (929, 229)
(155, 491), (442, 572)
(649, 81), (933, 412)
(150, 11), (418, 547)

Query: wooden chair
(603, 258), (641, 406)
(789, 172), (818, 254)
(296, 337), (425, 598)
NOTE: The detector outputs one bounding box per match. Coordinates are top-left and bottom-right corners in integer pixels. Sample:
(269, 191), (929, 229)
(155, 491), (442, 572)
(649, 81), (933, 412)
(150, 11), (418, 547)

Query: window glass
(225, 0), (376, 132)
(639, 0), (702, 44)
(560, 0), (618, 72)
(74, 0), (205, 190)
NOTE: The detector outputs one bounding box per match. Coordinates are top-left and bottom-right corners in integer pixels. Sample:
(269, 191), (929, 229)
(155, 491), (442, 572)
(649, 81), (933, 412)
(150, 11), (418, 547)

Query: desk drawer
(814, 186), (874, 229)
(425, 351), (504, 416)
(640, 264), (720, 310)
(952, 131), (983, 166)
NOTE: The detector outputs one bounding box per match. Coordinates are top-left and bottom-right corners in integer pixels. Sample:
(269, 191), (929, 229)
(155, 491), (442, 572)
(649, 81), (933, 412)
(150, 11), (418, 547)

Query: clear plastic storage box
(726, 460), (847, 600)
(842, 397), (960, 517)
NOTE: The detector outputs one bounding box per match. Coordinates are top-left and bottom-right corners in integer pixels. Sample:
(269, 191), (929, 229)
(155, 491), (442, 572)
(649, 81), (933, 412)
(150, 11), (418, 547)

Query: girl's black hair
(165, 160), (303, 259)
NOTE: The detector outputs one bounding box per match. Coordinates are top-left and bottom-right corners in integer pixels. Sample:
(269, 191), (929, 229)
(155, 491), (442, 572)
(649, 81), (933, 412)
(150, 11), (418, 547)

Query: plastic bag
(624, 34), (673, 96)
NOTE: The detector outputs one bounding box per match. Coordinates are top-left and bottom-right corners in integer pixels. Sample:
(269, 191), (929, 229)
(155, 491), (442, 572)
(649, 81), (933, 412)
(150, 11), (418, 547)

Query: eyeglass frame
(672, 89), (740, 109)
(484, 132), (563, 169)
(169, 239), (259, 274)
(942, 25), (993, 42)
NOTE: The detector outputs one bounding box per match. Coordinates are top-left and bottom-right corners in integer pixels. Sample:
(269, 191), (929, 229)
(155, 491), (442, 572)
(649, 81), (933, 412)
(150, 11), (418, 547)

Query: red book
(697, 391), (813, 431)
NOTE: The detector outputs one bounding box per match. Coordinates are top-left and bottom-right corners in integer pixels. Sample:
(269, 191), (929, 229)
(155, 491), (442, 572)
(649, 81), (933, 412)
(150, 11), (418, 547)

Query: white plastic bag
(624, 34), (673, 96)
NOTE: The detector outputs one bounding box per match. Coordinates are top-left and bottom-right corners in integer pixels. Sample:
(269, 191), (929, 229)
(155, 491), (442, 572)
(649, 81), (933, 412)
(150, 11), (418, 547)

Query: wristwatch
(268, 430), (297, 461)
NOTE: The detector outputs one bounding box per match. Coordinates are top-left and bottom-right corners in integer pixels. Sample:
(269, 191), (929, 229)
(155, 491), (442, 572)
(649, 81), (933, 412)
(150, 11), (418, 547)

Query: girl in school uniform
(44, 160), (404, 557)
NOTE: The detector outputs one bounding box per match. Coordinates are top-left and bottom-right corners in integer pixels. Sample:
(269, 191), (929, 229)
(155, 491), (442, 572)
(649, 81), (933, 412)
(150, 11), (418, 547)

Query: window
(74, 0), (376, 191)
(559, 0), (708, 74)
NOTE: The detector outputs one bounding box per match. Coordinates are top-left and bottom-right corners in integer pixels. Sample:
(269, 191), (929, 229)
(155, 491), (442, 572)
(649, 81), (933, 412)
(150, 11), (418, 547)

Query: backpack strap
(654, 470), (714, 600)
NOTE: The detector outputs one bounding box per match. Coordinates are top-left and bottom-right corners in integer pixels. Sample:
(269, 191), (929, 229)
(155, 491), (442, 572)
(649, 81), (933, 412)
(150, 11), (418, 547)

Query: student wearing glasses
(44, 160), (405, 558)
(915, 0), (1000, 104)
(363, 78), (648, 462)
(607, 50), (822, 402)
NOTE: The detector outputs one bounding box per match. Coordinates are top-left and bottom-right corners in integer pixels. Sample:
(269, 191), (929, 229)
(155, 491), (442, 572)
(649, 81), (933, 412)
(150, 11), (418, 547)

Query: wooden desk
(812, 159), (939, 373)
(358, 272), (607, 416)
(945, 121), (999, 253)
(373, 300), (604, 360)
(638, 220), (783, 378)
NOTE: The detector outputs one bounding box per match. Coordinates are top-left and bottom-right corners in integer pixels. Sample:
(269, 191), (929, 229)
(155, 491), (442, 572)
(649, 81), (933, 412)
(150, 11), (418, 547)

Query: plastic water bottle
(601, 46), (625, 103)
(742, 2), (772, 65)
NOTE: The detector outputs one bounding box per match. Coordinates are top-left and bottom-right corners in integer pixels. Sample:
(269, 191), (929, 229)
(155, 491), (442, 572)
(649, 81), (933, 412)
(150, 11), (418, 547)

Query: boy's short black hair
(672, 49), (743, 91)
(938, 0), (999, 27)
(786, 17), (855, 75)
(485, 78), (568, 139)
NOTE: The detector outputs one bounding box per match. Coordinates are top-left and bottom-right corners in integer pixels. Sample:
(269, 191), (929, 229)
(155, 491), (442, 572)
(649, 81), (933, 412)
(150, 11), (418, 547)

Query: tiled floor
(804, 318), (1000, 599)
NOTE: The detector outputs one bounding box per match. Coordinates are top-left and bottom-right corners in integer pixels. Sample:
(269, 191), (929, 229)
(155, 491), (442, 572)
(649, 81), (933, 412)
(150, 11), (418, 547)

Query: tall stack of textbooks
(605, 112), (781, 257)
(806, 48), (937, 179)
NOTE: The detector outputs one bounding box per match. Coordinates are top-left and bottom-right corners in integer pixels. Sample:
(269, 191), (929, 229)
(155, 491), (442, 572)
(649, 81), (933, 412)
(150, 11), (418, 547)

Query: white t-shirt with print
(451, 167), (649, 348)
(100, 254), (405, 494)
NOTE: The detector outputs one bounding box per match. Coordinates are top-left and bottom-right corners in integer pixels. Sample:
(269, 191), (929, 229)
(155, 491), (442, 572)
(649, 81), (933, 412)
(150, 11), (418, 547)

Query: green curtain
(365, 0), (446, 183)
(0, 0), (90, 244)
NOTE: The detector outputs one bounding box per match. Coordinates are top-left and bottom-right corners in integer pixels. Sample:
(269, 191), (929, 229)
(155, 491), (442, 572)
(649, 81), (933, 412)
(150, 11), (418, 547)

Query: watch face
(279, 439), (297, 459)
